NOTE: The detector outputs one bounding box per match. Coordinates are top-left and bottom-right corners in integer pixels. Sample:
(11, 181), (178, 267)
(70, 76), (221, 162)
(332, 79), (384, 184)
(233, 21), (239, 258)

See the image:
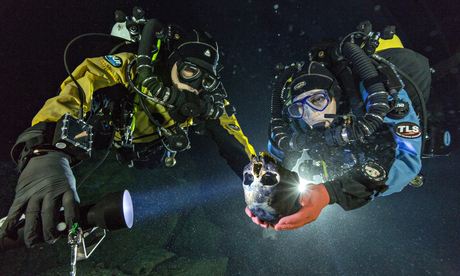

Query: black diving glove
(0, 151), (80, 248)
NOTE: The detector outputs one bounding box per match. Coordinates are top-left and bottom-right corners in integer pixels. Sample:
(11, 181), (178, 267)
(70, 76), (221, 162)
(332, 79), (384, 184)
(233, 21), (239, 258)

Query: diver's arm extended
(323, 175), (377, 211)
(2, 54), (136, 248)
(204, 100), (256, 179)
(323, 139), (395, 211)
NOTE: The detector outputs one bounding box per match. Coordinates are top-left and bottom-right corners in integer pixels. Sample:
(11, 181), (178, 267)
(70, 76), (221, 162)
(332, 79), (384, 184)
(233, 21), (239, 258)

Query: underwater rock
(171, 207), (224, 257)
(40, 260), (128, 276)
(120, 248), (175, 275)
(90, 214), (179, 269)
(154, 257), (228, 276)
(74, 153), (138, 203)
(0, 242), (64, 275)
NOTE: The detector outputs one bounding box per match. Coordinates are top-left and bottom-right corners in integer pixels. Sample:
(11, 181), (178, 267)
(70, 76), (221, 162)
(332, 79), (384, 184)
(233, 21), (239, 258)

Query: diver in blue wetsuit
(245, 25), (432, 230)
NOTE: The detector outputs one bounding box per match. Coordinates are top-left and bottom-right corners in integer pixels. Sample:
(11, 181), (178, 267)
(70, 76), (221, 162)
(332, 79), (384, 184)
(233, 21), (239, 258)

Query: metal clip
(68, 224), (83, 276)
(68, 224), (107, 276)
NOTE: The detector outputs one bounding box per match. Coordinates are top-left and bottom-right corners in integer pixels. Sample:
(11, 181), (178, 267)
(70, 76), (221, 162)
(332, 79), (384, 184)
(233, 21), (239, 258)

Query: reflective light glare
(298, 178), (311, 193)
(123, 190), (134, 228)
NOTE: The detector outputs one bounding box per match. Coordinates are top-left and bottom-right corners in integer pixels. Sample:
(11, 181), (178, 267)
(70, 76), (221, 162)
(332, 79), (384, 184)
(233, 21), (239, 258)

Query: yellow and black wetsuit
(13, 52), (255, 178)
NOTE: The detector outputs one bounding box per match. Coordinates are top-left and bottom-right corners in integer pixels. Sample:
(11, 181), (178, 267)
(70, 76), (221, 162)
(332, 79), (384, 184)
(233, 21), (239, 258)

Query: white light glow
(123, 190), (134, 229)
(298, 178), (312, 193)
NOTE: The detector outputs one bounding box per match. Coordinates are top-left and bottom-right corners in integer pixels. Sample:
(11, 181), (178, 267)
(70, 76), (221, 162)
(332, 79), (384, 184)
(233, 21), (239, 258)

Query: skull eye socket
(243, 173), (254, 185)
(261, 172), (278, 186)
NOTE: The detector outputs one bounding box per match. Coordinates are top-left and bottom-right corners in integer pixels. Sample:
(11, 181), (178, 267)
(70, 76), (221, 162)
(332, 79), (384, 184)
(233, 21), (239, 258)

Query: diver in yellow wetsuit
(1, 19), (255, 247)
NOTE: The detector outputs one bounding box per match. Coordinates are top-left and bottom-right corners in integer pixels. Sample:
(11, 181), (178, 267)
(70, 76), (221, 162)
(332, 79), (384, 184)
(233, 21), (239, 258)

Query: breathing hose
(325, 42), (390, 145)
(269, 64), (301, 151)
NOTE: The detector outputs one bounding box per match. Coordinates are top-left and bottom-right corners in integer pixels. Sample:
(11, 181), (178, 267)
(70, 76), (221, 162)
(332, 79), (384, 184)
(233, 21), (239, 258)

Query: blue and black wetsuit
(269, 46), (430, 211)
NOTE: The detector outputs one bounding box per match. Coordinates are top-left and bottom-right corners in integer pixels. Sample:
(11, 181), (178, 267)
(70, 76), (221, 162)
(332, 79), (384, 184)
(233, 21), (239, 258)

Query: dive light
(0, 190), (134, 251)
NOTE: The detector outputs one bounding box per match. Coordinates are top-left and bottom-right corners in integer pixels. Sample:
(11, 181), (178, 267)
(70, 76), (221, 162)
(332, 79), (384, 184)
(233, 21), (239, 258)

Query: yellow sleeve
(217, 101), (256, 159)
(205, 100), (256, 178)
(31, 52), (136, 126)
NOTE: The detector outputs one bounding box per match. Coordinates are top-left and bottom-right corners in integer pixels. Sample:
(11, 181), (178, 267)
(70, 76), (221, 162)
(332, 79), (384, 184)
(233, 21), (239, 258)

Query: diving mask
(287, 89), (331, 119)
(178, 61), (220, 92)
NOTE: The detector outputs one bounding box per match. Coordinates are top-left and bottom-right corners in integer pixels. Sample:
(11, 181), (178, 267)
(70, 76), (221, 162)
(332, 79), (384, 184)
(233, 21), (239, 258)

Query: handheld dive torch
(0, 190), (134, 276)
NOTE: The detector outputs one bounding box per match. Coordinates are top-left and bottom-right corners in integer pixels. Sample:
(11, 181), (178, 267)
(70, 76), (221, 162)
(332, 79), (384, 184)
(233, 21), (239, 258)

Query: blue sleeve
(360, 84), (422, 196)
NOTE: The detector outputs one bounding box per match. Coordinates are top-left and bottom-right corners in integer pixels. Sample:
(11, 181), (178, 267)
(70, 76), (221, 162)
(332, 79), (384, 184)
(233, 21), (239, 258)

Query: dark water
(0, 0), (459, 275)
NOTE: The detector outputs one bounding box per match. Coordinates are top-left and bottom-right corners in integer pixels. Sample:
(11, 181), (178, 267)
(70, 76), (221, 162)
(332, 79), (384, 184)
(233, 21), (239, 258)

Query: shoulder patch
(394, 122), (421, 139)
(104, 55), (123, 68)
